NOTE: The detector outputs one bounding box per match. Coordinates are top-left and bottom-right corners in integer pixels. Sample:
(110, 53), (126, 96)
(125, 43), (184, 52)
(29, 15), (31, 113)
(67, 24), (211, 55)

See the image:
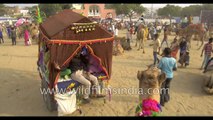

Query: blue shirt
(158, 57), (177, 78)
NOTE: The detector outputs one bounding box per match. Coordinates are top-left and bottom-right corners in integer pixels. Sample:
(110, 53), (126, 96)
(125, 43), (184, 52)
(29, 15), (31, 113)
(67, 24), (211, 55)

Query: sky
(4, 3), (201, 9)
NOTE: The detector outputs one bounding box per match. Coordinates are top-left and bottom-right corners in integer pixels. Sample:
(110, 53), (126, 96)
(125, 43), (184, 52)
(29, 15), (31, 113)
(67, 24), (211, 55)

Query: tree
(180, 5), (202, 17)
(0, 4), (6, 16)
(106, 4), (146, 21)
(157, 4), (213, 18)
(39, 4), (62, 18)
(105, 4), (113, 9)
(157, 4), (182, 17)
(60, 4), (72, 10)
(201, 4), (213, 10)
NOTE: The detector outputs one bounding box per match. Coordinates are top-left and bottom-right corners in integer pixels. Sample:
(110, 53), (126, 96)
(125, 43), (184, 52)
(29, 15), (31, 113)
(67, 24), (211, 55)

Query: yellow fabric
(144, 27), (149, 39)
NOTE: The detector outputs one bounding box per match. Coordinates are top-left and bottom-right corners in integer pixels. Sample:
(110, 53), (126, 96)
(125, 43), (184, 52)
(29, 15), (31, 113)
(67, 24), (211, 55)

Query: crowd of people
(0, 24), (18, 45)
(98, 15), (213, 107)
(0, 20), (38, 46)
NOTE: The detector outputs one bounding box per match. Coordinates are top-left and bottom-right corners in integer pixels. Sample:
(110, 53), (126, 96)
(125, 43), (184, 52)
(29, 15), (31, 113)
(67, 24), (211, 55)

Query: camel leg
(135, 38), (138, 47)
(138, 39), (141, 51)
(198, 35), (205, 50)
(141, 39), (145, 53)
(198, 40), (204, 50)
(188, 35), (192, 49)
(197, 40), (199, 46)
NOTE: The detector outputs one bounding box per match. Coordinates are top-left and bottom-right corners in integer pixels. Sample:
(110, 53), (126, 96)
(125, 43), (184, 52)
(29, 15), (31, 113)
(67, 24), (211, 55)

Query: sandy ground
(0, 30), (213, 116)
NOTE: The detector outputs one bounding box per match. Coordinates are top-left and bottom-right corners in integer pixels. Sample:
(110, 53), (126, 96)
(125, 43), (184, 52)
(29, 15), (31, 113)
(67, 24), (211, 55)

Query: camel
(112, 36), (124, 56)
(202, 60), (213, 94)
(135, 24), (147, 53)
(176, 23), (208, 50)
(203, 73), (213, 94)
(118, 36), (132, 50)
(136, 65), (166, 116)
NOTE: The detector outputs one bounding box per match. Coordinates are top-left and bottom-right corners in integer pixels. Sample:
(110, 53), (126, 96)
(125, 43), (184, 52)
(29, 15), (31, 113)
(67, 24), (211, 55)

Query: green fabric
(135, 103), (142, 113)
(45, 69), (49, 79)
(60, 69), (71, 77)
(151, 111), (159, 116)
(44, 51), (50, 64)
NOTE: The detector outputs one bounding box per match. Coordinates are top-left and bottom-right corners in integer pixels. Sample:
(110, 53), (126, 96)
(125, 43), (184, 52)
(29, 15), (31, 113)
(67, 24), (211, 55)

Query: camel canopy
(38, 9), (114, 88)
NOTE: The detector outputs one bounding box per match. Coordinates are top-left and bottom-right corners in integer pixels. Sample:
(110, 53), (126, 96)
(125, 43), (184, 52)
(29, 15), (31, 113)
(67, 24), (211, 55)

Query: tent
(38, 10), (114, 89)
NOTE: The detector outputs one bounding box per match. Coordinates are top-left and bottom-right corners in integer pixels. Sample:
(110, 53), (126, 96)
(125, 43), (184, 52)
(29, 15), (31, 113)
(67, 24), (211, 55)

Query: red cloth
(130, 27), (134, 34)
(171, 48), (179, 59)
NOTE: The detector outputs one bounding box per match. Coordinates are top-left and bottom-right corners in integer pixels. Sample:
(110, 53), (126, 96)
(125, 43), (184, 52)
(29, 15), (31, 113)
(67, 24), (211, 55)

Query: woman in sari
(170, 37), (179, 59)
(24, 29), (31, 46)
(178, 37), (190, 67)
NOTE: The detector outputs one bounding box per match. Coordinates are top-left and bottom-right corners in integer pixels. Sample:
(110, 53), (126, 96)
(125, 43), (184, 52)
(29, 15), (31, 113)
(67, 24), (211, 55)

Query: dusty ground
(0, 30), (212, 116)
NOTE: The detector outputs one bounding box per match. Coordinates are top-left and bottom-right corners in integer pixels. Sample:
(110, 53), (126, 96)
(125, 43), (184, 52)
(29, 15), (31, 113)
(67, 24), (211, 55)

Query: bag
(55, 91), (77, 116)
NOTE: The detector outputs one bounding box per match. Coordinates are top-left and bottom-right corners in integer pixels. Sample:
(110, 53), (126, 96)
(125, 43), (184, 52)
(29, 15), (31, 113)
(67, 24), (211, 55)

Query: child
(11, 26), (17, 45)
(129, 25), (134, 42)
(150, 34), (161, 65)
(179, 37), (188, 59)
(178, 51), (190, 67)
(160, 27), (169, 48)
(158, 47), (177, 106)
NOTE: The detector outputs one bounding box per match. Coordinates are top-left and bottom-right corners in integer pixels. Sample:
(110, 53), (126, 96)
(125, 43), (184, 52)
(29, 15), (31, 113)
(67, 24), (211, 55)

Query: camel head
(137, 65), (166, 89)
(136, 65), (166, 116)
(137, 65), (166, 110)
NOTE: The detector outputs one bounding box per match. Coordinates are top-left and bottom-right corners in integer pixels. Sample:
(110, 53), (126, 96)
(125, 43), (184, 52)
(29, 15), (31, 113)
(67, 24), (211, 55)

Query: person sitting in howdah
(54, 47), (105, 104)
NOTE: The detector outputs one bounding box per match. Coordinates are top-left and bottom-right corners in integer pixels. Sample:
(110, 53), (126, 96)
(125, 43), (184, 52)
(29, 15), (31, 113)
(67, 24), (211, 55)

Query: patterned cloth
(136, 98), (161, 117)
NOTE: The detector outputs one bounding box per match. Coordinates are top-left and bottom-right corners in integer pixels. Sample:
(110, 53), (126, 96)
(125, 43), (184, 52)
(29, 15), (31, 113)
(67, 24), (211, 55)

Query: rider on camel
(134, 14), (145, 34)
(181, 15), (188, 28)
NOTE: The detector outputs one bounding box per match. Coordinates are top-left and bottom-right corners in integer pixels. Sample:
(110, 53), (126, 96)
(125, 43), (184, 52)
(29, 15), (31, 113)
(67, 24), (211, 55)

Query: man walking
(201, 38), (213, 70)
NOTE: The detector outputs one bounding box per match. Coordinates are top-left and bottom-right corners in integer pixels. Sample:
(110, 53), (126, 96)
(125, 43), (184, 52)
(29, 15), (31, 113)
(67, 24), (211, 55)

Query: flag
(36, 6), (42, 23)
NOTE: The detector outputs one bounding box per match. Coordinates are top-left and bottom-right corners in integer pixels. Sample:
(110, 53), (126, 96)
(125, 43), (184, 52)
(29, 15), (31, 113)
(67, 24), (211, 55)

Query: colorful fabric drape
(135, 98), (161, 117)
(15, 18), (25, 27)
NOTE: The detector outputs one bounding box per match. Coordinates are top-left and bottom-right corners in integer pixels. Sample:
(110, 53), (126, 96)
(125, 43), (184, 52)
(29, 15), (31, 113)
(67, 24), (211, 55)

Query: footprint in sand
(176, 108), (180, 113)
(15, 89), (20, 92)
